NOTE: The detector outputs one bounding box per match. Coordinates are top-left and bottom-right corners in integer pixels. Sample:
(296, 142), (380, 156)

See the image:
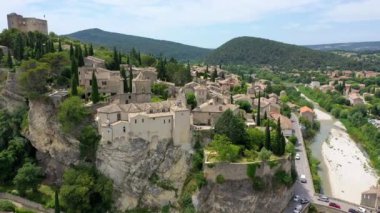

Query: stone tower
(7, 13), (48, 34)
(131, 72), (151, 102)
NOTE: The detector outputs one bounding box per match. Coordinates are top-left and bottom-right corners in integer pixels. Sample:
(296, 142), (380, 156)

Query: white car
(293, 195), (300, 202)
(295, 153), (300, 160)
(300, 174), (307, 183)
(358, 207), (366, 213)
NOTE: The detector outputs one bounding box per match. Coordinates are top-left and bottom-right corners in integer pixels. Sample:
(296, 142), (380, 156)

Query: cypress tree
(256, 92), (261, 126)
(265, 122), (271, 151)
(211, 67), (218, 82)
(138, 51), (142, 66)
(185, 62), (192, 83)
(126, 56), (130, 65)
(264, 111), (267, 120)
(77, 46), (84, 67)
(230, 93), (234, 104)
(89, 44), (94, 56)
(50, 40), (55, 53)
(7, 50), (13, 68)
(69, 43), (74, 58)
(71, 76), (78, 96)
(120, 67), (129, 93)
(58, 39), (63, 52)
(129, 65), (133, 93)
(84, 44), (88, 57)
(273, 118), (282, 155)
(71, 59), (79, 88)
(15, 33), (24, 60)
(91, 71), (100, 104)
(54, 188), (60, 213)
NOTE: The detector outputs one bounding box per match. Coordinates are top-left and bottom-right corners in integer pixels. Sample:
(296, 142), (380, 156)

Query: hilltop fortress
(7, 13), (48, 34)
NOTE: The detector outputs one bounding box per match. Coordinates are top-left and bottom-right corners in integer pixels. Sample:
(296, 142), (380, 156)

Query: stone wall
(204, 156), (292, 182)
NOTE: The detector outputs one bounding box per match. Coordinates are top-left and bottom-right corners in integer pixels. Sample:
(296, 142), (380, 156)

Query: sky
(1, 0), (380, 48)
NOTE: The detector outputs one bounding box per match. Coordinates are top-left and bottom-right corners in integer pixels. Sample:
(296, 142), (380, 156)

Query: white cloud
(324, 0), (380, 22)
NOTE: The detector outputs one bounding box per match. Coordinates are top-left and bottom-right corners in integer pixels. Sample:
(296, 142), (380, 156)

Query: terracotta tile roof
(300, 106), (313, 113)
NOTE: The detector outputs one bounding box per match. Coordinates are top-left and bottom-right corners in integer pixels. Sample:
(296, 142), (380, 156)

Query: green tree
(69, 43), (74, 59)
(84, 44), (88, 57)
(120, 67), (129, 93)
(55, 188), (60, 213)
(211, 67), (218, 82)
(13, 162), (43, 195)
(7, 50), (13, 68)
(58, 97), (89, 132)
(258, 147), (272, 161)
(236, 100), (252, 113)
(214, 109), (248, 146)
(76, 45), (84, 67)
(247, 128), (265, 151)
(60, 166), (113, 213)
(129, 65), (133, 92)
(18, 60), (49, 98)
(185, 92), (197, 109)
(264, 122), (271, 151)
(152, 83), (169, 100)
(79, 126), (100, 163)
(256, 92), (261, 126)
(91, 71), (100, 104)
(58, 39), (63, 52)
(71, 76), (78, 96)
(208, 134), (241, 162)
(89, 44), (94, 56)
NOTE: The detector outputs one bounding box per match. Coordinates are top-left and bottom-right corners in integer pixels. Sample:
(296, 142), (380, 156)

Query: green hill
(65, 28), (211, 61)
(205, 36), (357, 70)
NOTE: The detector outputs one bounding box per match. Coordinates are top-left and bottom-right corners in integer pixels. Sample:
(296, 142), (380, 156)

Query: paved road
(283, 113), (315, 213)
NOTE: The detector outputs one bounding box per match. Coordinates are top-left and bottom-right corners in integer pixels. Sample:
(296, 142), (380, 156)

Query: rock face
(96, 138), (192, 211)
(0, 72), (26, 111)
(196, 180), (293, 213)
(25, 99), (80, 183)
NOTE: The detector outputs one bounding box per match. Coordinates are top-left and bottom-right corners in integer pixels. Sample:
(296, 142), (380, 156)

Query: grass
(0, 184), (55, 208)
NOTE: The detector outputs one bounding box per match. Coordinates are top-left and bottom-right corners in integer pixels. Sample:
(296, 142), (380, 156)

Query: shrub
(0, 200), (16, 211)
(258, 148), (272, 161)
(216, 175), (225, 184)
(194, 172), (206, 188)
(58, 97), (89, 132)
(252, 177), (265, 191)
(246, 164), (257, 179)
(288, 136), (297, 145)
(274, 170), (293, 187)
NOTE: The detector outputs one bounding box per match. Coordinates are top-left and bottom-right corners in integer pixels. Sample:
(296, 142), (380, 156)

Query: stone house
(84, 56), (106, 68)
(270, 112), (293, 137)
(78, 67), (123, 97)
(192, 100), (239, 126)
(361, 186), (380, 211)
(253, 98), (281, 116)
(115, 72), (151, 104)
(194, 85), (208, 106)
(300, 106), (315, 122)
(348, 92), (364, 105)
(120, 65), (158, 84)
(96, 100), (191, 149)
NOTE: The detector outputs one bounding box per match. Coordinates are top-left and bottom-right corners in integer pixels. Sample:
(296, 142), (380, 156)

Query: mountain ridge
(305, 41), (380, 52)
(65, 28), (212, 61)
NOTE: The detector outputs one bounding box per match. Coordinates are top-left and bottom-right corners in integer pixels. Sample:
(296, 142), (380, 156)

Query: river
(301, 94), (378, 204)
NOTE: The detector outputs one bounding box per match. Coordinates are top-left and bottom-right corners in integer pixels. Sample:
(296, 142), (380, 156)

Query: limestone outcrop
(196, 179), (293, 213)
(24, 99), (80, 183)
(96, 138), (192, 211)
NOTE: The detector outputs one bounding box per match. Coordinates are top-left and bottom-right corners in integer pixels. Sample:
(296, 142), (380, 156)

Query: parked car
(329, 202), (341, 209)
(358, 207), (367, 213)
(295, 153), (300, 160)
(348, 208), (359, 213)
(300, 174), (307, 183)
(293, 195), (300, 202)
(318, 195), (329, 202)
(294, 204), (302, 212)
(300, 198), (309, 204)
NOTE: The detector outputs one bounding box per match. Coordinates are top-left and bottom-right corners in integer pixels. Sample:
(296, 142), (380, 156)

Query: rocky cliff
(24, 99), (80, 183)
(196, 179), (293, 213)
(96, 138), (192, 211)
(0, 72), (26, 112)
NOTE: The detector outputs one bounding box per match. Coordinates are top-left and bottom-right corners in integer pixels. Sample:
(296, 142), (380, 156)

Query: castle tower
(7, 13), (48, 34)
(171, 101), (191, 149)
(132, 72), (151, 102)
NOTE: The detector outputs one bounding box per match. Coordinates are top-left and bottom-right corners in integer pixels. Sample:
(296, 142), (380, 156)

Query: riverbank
(322, 126), (377, 204)
(300, 89), (379, 204)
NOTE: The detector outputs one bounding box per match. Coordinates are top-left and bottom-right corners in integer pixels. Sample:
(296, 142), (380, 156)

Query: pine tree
(265, 122), (271, 151)
(91, 71), (100, 104)
(89, 44), (94, 56)
(256, 92), (261, 126)
(55, 188), (60, 213)
(129, 65), (133, 93)
(120, 67), (129, 93)
(58, 39), (63, 52)
(7, 50), (13, 68)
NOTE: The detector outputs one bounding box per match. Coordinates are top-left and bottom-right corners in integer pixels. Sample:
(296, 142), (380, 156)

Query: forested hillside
(306, 41), (380, 52)
(66, 28), (211, 61)
(205, 36), (362, 71)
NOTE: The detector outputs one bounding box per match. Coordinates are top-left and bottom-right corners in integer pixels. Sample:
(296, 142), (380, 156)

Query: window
(135, 119), (137, 124)
(168, 119), (170, 123)
(129, 95), (131, 99)
(142, 119), (144, 123)
(123, 126), (126, 133)
(102, 81), (107, 86)
(117, 113), (121, 121)
(164, 120), (166, 124)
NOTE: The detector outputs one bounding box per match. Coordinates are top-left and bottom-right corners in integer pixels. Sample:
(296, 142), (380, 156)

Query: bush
(246, 164), (257, 179)
(258, 148), (272, 161)
(58, 97), (89, 132)
(252, 177), (265, 191)
(0, 200), (16, 211)
(216, 175), (225, 184)
(274, 170), (293, 187)
(194, 172), (206, 188)
(288, 136), (297, 145)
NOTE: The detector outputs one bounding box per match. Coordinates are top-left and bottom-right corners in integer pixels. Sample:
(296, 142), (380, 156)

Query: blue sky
(1, 0), (380, 48)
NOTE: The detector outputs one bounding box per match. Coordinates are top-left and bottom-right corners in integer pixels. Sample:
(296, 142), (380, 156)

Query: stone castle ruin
(7, 13), (48, 34)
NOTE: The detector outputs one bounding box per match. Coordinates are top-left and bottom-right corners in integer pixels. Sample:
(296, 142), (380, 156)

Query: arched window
(123, 126), (126, 133)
